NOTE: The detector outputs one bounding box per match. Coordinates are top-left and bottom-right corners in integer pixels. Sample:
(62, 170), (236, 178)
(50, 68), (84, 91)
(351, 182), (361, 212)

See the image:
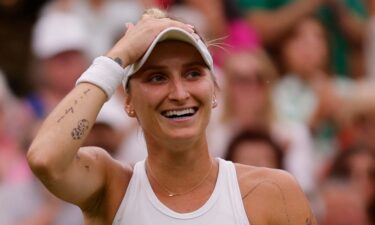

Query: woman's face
(348, 151), (375, 203)
(231, 141), (279, 168)
(224, 52), (268, 125)
(44, 50), (88, 94)
(127, 41), (215, 143)
(282, 18), (328, 76)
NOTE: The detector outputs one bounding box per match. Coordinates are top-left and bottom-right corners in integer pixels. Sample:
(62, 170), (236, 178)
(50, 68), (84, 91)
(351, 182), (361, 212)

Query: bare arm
(27, 83), (113, 208)
(328, 0), (366, 45)
(239, 166), (317, 225)
(27, 15), (198, 211)
(245, 0), (321, 45)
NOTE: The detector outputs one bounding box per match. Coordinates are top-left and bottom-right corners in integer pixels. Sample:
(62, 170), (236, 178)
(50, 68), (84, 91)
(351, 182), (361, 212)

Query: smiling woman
(27, 8), (317, 225)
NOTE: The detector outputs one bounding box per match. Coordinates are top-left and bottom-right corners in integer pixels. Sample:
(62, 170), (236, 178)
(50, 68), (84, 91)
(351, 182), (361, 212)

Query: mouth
(161, 107), (199, 120)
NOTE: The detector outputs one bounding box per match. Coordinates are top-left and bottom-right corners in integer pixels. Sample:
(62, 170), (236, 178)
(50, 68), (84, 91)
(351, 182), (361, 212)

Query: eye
(185, 70), (202, 80)
(148, 74), (167, 84)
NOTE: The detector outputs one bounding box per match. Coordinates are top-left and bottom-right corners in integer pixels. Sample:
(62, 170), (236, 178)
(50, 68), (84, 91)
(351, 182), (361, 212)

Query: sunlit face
(126, 41), (216, 144)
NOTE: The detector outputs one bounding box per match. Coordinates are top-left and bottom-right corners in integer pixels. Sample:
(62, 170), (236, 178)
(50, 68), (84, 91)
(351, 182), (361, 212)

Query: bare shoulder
(77, 146), (133, 179)
(78, 146), (134, 221)
(235, 164), (316, 225)
(235, 163), (299, 197)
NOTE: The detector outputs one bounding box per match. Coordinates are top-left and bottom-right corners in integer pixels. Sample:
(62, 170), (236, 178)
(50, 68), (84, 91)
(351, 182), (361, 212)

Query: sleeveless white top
(112, 158), (250, 225)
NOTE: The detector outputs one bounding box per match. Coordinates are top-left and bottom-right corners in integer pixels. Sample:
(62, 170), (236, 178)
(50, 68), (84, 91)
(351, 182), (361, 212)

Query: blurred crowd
(0, 0), (375, 224)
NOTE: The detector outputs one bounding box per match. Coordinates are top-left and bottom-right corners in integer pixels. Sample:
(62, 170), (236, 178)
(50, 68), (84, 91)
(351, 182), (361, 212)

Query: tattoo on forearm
(56, 89), (91, 123)
(83, 89), (91, 95)
(65, 107), (74, 114)
(305, 211), (317, 225)
(71, 119), (90, 140)
(113, 57), (123, 67)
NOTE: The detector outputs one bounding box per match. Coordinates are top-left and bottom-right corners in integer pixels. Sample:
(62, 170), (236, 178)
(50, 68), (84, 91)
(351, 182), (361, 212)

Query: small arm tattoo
(56, 89), (91, 123)
(83, 88), (91, 95)
(113, 57), (123, 67)
(305, 212), (317, 225)
(65, 107), (74, 114)
(71, 119), (90, 140)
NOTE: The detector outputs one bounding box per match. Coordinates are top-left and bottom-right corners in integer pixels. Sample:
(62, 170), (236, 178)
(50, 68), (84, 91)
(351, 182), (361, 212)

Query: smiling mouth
(161, 107), (198, 119)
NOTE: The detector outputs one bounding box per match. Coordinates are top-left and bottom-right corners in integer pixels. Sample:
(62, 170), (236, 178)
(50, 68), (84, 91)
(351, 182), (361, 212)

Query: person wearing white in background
(27, 8), (317, 225)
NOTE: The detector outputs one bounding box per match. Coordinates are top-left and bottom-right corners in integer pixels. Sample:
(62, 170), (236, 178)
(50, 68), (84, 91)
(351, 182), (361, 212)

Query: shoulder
(79, 147), (134, 193)
(235, 163), (298, 199)
(78, 147), (134, 221)
(235, 164), (316, 225)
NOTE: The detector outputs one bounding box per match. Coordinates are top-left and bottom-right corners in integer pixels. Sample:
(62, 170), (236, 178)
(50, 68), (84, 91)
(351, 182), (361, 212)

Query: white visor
(122, 27), (213, 89)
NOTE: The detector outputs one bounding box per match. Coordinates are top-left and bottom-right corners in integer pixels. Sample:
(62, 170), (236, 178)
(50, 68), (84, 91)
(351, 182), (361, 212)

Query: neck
(144, 129), (209, 161)
(144, 135), (215, 197)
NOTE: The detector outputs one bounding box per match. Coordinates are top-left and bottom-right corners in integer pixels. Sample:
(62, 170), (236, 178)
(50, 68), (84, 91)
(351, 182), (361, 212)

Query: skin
(27, 16), (316, 225)
(230, 141), (279, 168)
(246, 0), (365, 47)
(224, 51), (270, 128)
(245, 0), (322, 45)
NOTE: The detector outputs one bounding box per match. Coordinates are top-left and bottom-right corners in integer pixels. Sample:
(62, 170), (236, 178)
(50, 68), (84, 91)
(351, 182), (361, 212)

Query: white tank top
(112, 158), (250, 225)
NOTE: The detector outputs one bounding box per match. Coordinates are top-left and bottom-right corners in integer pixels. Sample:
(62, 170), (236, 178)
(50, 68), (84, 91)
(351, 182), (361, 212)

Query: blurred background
(0, 0), (374, 224)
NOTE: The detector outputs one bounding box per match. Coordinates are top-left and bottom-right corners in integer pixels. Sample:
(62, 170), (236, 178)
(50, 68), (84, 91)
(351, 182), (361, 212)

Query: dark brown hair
(225, 129), (284, 169)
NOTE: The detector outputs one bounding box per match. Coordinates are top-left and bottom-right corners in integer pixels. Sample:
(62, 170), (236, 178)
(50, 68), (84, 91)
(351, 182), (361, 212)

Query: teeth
(165, 108), (195, 117)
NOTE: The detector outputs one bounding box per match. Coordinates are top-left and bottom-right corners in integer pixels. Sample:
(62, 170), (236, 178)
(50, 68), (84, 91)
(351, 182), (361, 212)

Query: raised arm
(245, 0), (322, 45)
(27, 81), (113, 207)
(27, 12), (197, 210)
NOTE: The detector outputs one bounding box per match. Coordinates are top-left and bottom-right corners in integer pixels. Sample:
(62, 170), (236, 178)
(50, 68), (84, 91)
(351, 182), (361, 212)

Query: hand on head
(106, 9), (199, 68)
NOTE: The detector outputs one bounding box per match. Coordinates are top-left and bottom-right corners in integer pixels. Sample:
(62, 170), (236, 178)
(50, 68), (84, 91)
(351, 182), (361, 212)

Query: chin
(162, 127), (204, 142)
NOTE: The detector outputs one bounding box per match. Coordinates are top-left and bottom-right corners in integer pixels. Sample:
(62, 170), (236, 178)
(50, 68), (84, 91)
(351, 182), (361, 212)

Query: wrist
(76, 56), (126, 100)
(105, 50), (130, 69)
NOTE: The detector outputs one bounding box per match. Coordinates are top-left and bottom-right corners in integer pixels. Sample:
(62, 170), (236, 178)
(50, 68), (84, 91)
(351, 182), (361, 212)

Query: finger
(124, 22), (134, 34)
(161, 18), (196, 34)
(126, 22), (134, 30)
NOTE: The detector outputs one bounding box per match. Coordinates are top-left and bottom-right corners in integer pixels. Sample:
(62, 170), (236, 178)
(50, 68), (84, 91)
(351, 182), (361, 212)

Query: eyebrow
(139, 61), (209, 73)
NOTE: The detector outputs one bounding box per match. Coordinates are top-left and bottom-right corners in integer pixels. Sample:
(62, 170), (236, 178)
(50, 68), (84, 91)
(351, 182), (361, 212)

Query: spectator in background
(338, 81), (375, 151)
(26, 10), (90, 121)
(206, 43), (316, 193)
(147, 0), (228, 40)
(365, 0), (375, 80)
(324, 145), (375, 225)
(41, 0), (143, 59)
(236, 0), (368, 79)
(328, 146), (375, 206)
(273, 17), (354, 158)
(317, 179), (369, 225)
(1, 10), (90, 225)
(0, 71), (30, 186)
(18, 10), (91, 151)
(0, 180), (83, 225)
(225, 129), (284, 169)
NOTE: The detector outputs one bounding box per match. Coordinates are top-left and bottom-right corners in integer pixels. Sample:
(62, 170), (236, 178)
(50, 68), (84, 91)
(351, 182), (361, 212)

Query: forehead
(141, 40), (207, 68)
(225, 52), (261, 76)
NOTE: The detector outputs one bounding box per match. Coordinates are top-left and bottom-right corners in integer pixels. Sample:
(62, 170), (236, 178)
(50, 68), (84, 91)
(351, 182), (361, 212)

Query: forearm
(27, 82), (106, 178)
(333, 5), (365, 44)
(247, 0), (320, 45)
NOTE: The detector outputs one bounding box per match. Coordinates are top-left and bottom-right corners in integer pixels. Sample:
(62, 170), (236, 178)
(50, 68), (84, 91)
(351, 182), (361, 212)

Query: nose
(168, 77), (190, 102)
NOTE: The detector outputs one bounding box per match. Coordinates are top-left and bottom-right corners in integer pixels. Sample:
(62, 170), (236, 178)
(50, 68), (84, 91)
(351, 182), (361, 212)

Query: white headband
(122, 27), (214, 89)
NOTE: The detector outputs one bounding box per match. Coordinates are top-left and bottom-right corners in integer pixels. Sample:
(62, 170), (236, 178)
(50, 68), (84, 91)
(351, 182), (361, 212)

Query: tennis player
(28, 8), (317, 225)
